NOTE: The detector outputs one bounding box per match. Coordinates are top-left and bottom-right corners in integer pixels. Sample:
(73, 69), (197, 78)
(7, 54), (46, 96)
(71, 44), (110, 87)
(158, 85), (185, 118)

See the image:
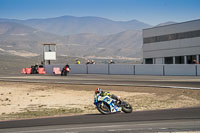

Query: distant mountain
(60, 30), (142, 57)
(0, 22), (64, 54)
(0, 21), (35, 35)
(0, 15), (151, 36)
(0, 21), (142, 58)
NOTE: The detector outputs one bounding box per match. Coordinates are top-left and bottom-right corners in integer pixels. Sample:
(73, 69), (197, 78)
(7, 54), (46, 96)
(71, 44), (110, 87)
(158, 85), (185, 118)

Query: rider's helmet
(95, 88), (102, 94)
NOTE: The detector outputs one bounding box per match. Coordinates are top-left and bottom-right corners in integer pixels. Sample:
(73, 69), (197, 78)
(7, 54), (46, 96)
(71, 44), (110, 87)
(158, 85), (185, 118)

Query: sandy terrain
(0, 81), (200, 120)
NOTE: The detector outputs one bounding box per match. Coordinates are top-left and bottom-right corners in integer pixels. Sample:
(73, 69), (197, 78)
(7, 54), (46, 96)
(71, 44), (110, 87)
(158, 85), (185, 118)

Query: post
(173, 56), (175, 64)
(184, 56), (187, 64)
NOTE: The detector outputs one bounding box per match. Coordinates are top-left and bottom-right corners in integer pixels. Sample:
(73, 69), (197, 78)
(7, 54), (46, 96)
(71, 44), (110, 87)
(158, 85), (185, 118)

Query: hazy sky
(0, 0), (200, 25)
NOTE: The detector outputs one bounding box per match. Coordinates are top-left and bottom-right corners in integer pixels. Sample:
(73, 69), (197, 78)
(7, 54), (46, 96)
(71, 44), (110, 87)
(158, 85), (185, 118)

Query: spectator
(76, 59), (80, 64)
(91, 60), (96, 64)
(109, 59), (115, 64)
(31, 64), (39, 74)
(86, 60), (90, 64)
(39, 61), (44, 68)
(31, 65), (35, 74)
(193, 59), (199, 64)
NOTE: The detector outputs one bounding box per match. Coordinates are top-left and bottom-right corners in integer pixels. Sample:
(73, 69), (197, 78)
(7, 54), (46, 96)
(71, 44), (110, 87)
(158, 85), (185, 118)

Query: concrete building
(143, 19), (200, 64)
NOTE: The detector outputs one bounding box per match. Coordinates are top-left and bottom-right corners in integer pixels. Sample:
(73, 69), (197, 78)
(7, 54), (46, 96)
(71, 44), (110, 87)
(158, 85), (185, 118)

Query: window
(143, 30), (200, 44)
(164, 57), (173, 64)
(44, 44), (56, 52)
(49, 45), (56, 51)
(187, 55), (196, 64)
(168, 34), (177, 40)
(145, 58), (153, 64)
(175, 56), (184, 64)
(158, 35), (169, 42)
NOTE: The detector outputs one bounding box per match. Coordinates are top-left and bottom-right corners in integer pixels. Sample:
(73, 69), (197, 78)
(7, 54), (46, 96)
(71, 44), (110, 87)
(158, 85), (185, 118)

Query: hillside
(0, 22), (64, 54)
(0, 15), (151, 36)
(0, 21), (143, 58)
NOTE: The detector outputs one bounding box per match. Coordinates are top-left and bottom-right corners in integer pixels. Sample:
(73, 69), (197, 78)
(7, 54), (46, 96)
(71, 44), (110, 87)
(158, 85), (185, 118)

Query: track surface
(1, 74), (200, 89)
(0, 74), (200, 132)
(0, 107), (200, 132)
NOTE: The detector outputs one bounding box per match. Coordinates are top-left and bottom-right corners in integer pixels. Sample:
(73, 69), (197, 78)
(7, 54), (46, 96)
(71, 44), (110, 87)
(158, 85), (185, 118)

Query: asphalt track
(0, 107), (200, 132)
(1, 74), (200, 89)
(0, 74), (200, 132)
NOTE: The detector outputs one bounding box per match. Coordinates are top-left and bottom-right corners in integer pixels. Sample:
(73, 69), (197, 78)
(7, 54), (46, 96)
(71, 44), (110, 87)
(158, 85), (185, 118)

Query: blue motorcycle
(94, 94), (132, 114)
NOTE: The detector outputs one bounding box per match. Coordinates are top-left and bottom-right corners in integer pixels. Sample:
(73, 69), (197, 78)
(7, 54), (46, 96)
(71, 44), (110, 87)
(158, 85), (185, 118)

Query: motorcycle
(94, 94), (132, 114)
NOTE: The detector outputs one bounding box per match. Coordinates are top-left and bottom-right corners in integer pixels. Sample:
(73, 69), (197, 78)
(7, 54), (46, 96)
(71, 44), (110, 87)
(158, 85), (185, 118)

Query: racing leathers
(99, 91), (120, 102)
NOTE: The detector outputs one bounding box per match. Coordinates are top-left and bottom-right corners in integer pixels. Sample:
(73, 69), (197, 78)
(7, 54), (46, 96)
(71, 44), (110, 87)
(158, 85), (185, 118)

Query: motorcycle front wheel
(97, 102), (110, 115)
(122, 101), (132, 113)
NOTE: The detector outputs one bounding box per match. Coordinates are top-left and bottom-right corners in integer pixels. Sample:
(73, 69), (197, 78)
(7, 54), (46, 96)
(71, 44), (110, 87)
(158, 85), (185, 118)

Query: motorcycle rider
(61, 64), (71, 76)
(95, 88), (121, 103)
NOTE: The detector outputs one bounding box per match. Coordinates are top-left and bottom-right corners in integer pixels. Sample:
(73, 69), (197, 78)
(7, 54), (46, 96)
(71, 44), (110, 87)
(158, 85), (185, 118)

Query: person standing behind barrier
(31, 64), (39, 74)
(39, 61), (44, 68)
(91, 60), (96, 64)
(193, 59), (199, 64)
(76, 59), (80, 64)
(86, 60), (90, 64)
(61, 64), (71, 76)
(109, 59), (115, 64)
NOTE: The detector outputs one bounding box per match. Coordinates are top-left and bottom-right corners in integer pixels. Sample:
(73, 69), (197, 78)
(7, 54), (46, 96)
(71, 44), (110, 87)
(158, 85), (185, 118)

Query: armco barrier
(88, 64), (108, 74)
(135, 64), (163, 75)
(44, 64), (200, 76)
(70, 64), (87, 74)
(44, 65), (53, 75)
(45, 64), (65, 75)
(164, 64), (196, 76)
(109, 64), (134, 75)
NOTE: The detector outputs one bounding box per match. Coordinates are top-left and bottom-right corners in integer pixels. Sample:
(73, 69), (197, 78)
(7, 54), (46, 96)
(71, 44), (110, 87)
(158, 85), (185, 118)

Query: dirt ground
(0, 81), (200, 120)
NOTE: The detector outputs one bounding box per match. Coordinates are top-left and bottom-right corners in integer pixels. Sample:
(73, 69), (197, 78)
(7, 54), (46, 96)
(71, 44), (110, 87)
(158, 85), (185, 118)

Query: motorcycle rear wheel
(97, 102), (110, 115)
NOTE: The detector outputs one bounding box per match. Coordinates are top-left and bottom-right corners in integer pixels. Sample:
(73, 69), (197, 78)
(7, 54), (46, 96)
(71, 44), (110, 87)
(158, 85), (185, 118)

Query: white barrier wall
(70, 64), (87, 74)
(164, 64), (196, 76)
(109, 64), (134, 75)
(196, 65), (200, 76)
(45, 64), (199, 76)
(135, 64), (163, 75)
(44, 65), (53, 75)
(88, 64), (108, 74)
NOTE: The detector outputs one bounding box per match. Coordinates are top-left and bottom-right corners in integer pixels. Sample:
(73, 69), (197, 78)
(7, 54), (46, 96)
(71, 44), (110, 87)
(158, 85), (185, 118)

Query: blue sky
(0, 0), (200, 25)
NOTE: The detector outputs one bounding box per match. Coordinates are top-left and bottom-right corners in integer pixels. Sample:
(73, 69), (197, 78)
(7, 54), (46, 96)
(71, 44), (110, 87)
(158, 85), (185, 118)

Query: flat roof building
(142, 19), (200, 64)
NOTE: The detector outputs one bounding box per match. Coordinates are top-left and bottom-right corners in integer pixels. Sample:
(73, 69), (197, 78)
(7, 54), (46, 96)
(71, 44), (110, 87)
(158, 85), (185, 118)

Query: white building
(143, 19), (200, 64)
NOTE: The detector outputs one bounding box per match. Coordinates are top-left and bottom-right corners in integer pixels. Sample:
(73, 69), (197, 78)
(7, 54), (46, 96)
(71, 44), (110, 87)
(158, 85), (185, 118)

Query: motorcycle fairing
(94, 94), (121, 113)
